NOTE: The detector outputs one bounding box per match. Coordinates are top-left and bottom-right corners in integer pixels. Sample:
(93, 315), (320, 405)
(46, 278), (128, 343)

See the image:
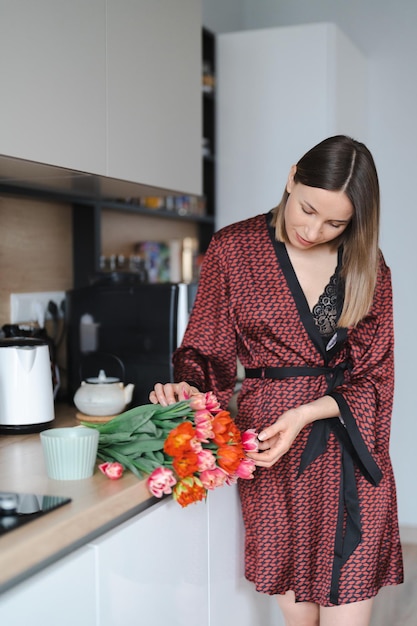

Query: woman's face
(283, 167), (353, 251)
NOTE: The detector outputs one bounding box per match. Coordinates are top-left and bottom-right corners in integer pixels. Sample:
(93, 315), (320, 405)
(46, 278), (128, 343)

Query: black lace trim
(312, 272), (338, 339)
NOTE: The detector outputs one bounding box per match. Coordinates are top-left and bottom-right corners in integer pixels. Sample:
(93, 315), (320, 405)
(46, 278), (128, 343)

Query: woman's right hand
(149, 382), (199, 407)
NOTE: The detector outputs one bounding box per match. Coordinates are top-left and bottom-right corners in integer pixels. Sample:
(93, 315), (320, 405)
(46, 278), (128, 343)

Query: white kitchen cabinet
(216, 23), (367, 229)
(92, 498), (209, 626)
(0, 546), (97, 626)
(0, 0), (201, 194)
(106, 0), (202, 194)
(208, 486), (283, 626)
(0, 489), (284, 626)
(0, 0), (107, 175)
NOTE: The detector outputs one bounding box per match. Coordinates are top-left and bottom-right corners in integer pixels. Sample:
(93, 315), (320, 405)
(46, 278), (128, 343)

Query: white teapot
(74, 369), (135, 417)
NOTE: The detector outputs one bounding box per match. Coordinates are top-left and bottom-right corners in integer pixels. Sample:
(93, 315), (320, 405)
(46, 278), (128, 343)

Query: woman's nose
(306, 221), (323, 241)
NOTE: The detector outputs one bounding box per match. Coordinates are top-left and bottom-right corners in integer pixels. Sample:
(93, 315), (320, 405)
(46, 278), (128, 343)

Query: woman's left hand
(247, 395), (340, 467)
(246, 408), (306, 468)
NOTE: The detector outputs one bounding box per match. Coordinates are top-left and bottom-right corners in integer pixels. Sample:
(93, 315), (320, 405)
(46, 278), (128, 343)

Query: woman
(150, 136), (403, 626)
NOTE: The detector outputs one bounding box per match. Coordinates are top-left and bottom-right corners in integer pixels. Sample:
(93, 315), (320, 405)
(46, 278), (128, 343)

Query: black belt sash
(244, 364), (382, 605)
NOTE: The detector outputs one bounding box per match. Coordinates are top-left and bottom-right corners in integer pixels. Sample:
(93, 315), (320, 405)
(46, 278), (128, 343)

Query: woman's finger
(149, 382), (198, 406)
(151, 382), (171, 406)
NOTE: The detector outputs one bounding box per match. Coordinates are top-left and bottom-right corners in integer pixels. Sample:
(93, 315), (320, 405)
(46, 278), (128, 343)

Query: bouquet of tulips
(82, 391), (259, 507)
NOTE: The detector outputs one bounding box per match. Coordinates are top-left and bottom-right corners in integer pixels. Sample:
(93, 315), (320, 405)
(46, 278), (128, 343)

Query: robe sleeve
(329, 253), (394, 460)
(173, 232), (237, 409)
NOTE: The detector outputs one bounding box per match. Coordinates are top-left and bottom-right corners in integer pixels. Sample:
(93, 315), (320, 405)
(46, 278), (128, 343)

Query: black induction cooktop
(0, 492), (71, 536)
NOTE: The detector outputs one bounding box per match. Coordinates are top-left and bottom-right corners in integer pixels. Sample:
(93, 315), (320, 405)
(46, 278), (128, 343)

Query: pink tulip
(98, 462), (124, 480)
(194, 411), (214, 442)
(242, 429), (259, 453)
(147, 466), (177, 498)
(199, 467), (227, 490)
(188, 392), (208, 411)
(194, 408), (213, 422)
(188, 391), (221, 414)
(235, 458), (256, 480)
(190, 438), (203, 453)
(197, 449), (217, 472)
(204, 391), (221, 414)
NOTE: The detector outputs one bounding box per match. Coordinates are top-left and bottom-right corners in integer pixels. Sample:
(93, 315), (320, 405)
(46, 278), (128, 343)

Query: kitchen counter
(0, 403), (157, 595)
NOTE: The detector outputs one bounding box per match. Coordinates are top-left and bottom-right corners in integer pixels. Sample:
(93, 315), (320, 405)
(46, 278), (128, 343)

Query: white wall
(216, 24), (366, 229)
(203, 0), (417, 527)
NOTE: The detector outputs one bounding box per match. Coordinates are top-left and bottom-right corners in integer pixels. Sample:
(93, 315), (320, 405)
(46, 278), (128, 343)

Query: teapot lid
(85, 369), (120, 384)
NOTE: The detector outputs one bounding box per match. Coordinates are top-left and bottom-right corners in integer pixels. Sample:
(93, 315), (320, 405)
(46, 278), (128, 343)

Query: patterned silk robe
(173, 212), (403, 606)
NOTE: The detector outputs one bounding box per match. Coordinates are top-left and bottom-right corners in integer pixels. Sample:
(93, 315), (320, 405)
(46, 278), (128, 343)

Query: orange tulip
(217, 444), (244, 474)
(173, 450), (200, 478)
(164, 421), (195, 457)
(173, 476), (207, 507)
(212, 411), (241, 446)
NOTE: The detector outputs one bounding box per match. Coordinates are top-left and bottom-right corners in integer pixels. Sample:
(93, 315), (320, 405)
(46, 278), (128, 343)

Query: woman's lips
(295, 232), (313, 247)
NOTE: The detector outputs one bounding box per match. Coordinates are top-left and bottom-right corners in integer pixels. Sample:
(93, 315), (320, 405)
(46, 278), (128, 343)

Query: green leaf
(152, 418), (186, 430)
(81, 400), (193, 437)
(103, 438), (166, 455)
(153, 450), (165, 463)
(96, 448), (169, 481)
(129, 433), (165, 442)
(131, 457), (161, 474)
(151, 401), (193, 420)
(143, 450), (165, 463)
(133, 421), (160, 436)
(96, 450), (118, 463)
(98, 447), (145, 479)
(98, 432), (135, 445)
(85, 404), (157, 435)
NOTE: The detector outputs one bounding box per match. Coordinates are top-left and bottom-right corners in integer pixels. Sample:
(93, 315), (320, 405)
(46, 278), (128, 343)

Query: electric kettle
(0, 337), (55, 434)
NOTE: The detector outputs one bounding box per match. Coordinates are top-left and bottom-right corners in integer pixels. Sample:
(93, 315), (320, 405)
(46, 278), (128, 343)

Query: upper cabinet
(0, 0), (201, 195)
(216, 23), (367, 229)
(0, 0), (107, 176)
(106, 0), (202, 195)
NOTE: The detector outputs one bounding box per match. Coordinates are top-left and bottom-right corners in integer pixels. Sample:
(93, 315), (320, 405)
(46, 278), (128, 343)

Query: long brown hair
(272, 135), (380, 327)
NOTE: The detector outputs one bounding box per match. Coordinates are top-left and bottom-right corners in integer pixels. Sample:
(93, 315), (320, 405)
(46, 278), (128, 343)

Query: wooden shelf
(0, 152), (214, 288)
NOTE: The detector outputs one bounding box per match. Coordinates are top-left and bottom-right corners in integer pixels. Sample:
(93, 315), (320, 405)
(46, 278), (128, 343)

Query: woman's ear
(286, 165), (297, 194)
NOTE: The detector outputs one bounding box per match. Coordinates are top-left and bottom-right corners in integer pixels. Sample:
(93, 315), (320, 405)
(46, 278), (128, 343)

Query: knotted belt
(244, 363), (382, 605)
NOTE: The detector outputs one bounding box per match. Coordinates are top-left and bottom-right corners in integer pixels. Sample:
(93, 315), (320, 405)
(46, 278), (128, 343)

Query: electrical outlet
(10, 291), (66, 325)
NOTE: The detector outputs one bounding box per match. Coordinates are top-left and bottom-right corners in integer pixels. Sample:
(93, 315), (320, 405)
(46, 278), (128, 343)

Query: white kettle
(0, 338), (55, 434)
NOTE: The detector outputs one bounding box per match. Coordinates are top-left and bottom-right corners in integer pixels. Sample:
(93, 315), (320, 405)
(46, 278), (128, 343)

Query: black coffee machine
(65, 282), (196, 407)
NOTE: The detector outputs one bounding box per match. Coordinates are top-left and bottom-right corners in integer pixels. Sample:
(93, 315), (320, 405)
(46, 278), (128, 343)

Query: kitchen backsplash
(0, 196), (73, 324)
(0, 196), (200, 324)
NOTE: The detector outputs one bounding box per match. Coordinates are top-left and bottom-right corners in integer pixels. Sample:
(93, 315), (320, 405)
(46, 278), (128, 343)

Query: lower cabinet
(92, 498), (209, 626)
(0, 487), (284, 625)
(0, 546), (96, 625)
(208, 486), (283, 626)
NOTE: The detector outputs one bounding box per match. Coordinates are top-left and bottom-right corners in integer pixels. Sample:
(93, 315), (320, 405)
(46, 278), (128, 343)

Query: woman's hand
(247, 395), (341, 467)
(247, 408), (307, 468)
(149, 381), (199, 406)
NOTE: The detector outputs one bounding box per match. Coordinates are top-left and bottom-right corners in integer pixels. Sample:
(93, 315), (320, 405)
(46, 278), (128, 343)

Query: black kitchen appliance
(65, 282), (197, 407)
(0, 492), (71, 536)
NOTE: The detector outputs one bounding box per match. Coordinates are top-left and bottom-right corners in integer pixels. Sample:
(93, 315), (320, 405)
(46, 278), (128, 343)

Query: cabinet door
(208, 486), (284, 626)
(0, 546), (96, 626)
(0, 0), (107, 174)
(106, 0), (202, 194)
(93, 499), (209, 626)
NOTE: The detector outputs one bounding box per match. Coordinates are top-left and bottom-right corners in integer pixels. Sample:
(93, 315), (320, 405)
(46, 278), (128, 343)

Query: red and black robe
(173, 212), (403, 606)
